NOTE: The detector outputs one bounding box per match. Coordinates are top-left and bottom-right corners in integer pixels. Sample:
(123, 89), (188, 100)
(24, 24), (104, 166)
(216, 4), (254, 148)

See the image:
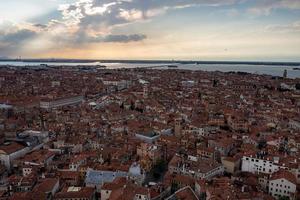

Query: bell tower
(174, 118), (183, 137)
(143, 84), (149, 98)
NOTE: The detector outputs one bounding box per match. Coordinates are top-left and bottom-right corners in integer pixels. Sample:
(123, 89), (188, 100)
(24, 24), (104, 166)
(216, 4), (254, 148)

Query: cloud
(1, 29), (36, 43)
(119, 9), (143, 21)
(0, 0), (240, 56)
(266, 21), (300, 33)
(101, 34), (146, 43)
(0, 28), (37, 56)
(55, 32), (147, 44)
(37, 0), (238, 46)
(34, 24), (48, 29)
(57, 0), (240, 35)
(53, 1), (240, 52)
(248, 0), (300, 15)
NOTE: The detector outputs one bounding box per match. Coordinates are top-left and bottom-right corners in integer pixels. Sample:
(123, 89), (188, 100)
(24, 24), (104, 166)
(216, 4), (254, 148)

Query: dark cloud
(1, 29), (36, 44)
(0, 29), (37, 56)
(34, 24), (48, 29)
(57, 32), (147, 44)
(101, 34), (147, 43)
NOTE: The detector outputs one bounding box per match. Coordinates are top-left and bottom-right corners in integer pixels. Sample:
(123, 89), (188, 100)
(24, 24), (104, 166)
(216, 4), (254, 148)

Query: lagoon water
(1, 61), (300, 78)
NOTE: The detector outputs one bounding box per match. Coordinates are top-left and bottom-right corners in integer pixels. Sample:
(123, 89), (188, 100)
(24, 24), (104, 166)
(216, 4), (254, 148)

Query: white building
(23, 166), (33, 177)
(241, 154), (280, 174)
(40, 95), (84, 109)
(268, 170), (297, 200)
(241, 153), (300, 184)
(103, 80), (130, 91)
(181, 80), (196, 87)
(0, 142), (30, 170)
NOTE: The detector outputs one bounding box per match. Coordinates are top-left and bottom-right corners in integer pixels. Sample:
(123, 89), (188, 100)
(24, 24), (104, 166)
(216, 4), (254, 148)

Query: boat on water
(293, 67), (300, 70)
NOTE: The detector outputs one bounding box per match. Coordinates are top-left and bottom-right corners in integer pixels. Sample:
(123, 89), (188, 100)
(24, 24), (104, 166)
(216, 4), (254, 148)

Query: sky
(0, 0), (300, 61)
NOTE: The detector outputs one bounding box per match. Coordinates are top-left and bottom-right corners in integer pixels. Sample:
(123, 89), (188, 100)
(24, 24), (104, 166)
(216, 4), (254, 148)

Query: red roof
(55, 187), (95, 199)
(172, 186), (199, 200)
(0, 142), (26, 154)
(270, 170), (297, 185)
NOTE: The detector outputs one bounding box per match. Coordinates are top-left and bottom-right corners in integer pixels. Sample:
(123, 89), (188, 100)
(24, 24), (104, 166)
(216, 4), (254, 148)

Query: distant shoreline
(1, 59), (300, 66)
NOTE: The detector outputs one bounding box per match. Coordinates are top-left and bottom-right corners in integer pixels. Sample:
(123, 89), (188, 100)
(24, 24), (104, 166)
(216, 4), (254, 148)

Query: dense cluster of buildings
(0, 66), (299, 200)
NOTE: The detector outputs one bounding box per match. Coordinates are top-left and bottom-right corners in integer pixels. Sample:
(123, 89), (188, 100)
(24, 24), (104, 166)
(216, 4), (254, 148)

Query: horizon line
(1, 58), (300, 66)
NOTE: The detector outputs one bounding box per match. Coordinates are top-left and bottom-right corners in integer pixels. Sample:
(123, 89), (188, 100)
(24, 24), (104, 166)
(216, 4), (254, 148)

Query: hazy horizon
(1, 0), (300, 61)
(2, 58), (300, 64)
